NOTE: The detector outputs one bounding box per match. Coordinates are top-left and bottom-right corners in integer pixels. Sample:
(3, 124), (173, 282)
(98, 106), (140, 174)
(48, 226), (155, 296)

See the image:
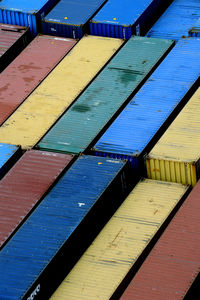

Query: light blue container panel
(147, 0), (200, 40)
(42, 0), (107, 38)
(0, 143), (21, 179)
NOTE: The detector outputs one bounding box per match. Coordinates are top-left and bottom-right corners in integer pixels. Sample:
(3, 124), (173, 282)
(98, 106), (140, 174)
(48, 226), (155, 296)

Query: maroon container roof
(120, 182), (200, 300)
(0, 150), (74, 249)
(0, 34), (76, 124)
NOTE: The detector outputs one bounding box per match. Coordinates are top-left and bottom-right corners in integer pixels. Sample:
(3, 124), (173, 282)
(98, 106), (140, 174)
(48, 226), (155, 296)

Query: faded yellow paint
(146, 88), (200, 186)
(50, 179), (188, 300)
(0, 36), (123, 149)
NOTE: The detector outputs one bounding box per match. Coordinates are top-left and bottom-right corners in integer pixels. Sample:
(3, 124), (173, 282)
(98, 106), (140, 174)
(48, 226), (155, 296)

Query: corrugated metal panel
(0, 155), (129, 300)
(147, 0), (200, 40)
(93, 38), (200, 174)
(0, 150), (74, 249)
(0, 143), (21, 179)
(90, 0), (173, 39)
(0, 35), (123, 150)
(189, 18), (200, 37)
(42, 0), (107, 38)
(50, 179), (189, 300)
(0, 34), (76, 125)
(120, 180), (200, 300)
(0, 23), (30, 72)
(38, 37), (174, 155)
(0, 0), (59, 35)
(146, 87), (200, 186)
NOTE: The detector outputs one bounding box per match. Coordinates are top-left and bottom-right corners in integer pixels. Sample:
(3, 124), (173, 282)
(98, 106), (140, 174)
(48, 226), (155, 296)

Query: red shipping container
(0, 34), (76, 124)
(0, 150), (74, 249)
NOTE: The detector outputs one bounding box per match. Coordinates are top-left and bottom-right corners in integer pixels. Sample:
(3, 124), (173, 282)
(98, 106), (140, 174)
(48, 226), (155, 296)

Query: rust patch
(153, 168), (160, 173)
(0, 83), (10, 94)
(18, 63), (41, 72)
(23, 76), (35, 83)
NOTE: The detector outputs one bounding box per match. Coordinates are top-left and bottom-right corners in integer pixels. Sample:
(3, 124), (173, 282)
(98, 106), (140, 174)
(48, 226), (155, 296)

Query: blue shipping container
(0, 155), (131, 300)
(0, 143), (21, 179)
(0, 0), (59, 35)
(90, 0), (172, 39)
(189, 18), (200, 37)
(42, 0), (107, 38)
(92, 38), (200, 174)
(147, 0), (200, 40)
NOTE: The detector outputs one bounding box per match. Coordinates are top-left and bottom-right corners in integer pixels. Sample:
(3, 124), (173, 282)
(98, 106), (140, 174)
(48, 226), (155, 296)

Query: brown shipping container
(0, 150), (74, 249)
(120, 181), (200, 300)
(0, 34), (76, 124)
(0, 23), (31, 73)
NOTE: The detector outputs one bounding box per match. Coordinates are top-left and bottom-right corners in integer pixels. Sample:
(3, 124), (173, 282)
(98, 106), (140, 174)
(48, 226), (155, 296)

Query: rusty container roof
(0, 149), (74, 249)
(0, 34), (76, 125)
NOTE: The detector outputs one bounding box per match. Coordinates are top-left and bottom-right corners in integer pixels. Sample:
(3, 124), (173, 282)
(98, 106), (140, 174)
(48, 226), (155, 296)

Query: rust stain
(23, 76), (35, 83)
(153, 168), (160, 173)
(0, 83), (10, 94)
(18, 63), (41, 72)
(108, 228), (123, 248)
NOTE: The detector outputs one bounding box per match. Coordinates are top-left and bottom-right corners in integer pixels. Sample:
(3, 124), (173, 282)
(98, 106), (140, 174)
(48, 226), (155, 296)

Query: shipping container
(0, 35), (123, 149)
(0, 34), (76, 125)
(146, 88), (200, 187)
(90, 0), (173, 39)
(0, 23), (30, 72)
(0, 150), (74, 249)
(147, 0), (200, 40)
(38, 36), (174, 156)
(42, 0), (107, 38)
(0, 143), (21, 179)
(0, 155), (130, 300)
(120, 180), (200, 300)
(189, 18), (200, 37)
(0, 0), (59, 36)
(50, 179), (189, 300)
(93, 38), (200, 176)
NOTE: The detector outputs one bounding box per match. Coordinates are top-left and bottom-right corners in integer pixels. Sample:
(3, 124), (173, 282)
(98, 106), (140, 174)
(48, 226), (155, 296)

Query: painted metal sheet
(42, 0), (107, 38)
(0, 0), (59, 35)
(93, 38), (200, 175)
(120, 180), (200, 300)
(90, 0), (172, 39)
(38, 37), (173, 156)
(0, 23), (30, 72)
(189, 18), (200, 37)
(0, 155), (129, 300)
(0, 35), (123, 150)
(0, 150), (74, 249)
(147, 0), (200, 40)
(146, 88), (200, 187)
(50, 179), (189, 300)
(0, 143), (21, 179)
(0, 35), (76, 125)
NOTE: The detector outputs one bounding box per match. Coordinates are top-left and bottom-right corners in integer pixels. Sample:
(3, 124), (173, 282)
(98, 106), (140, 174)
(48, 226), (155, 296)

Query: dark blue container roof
(147, 0), (200, 40)
(94, 38), (200, 158)
(44, 0), (106, 25)
(0, 0), (53, 13)
(0, 155), (125, 299)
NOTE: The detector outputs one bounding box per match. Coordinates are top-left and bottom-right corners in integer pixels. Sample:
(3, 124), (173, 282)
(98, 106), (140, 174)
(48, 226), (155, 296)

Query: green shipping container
(38, 37), (174, 155)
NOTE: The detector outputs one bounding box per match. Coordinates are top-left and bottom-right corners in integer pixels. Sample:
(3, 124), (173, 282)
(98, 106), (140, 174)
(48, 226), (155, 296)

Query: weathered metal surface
(0, 143), (21, 179)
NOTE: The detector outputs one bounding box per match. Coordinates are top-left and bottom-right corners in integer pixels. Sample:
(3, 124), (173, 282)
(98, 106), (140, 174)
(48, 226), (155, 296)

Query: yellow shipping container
(50, 179), (188, 300)
(146, 88), (200, 186)
(0, 36), (123, 149)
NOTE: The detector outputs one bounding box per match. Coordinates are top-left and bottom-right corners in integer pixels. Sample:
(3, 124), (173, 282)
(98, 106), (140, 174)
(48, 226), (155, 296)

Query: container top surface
(0, 155), (125, 299)
(0, 142), (18, 168)
(0, 0), (53, 13)
(50, 179), (188, 300)
(91, 0), (157, 25)
(38, 36), (173, 155)
(147, 0), (200, 40)
(44, 0), (106, 25)
(94, 38), (200, 157)
(120, 181), (200, 300)
(0, 34), (76, 125)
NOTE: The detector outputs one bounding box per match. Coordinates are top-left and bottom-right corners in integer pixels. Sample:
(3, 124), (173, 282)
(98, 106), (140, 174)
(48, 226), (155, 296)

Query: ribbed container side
(0, 0), (59, 35)
(146, 87), (200, 187)
(0, 35), (76, 125)
(0, 155), (129, 300)
(0, 35), (123, 150)
(120, 180), (200, 300)
(147, 0), (200, 40)
(93, 38), (200, 175)
(50, 179), (189, 300)
(0, 23), (30, 72)
(38, 37), (174, 157)
(0, 150), (74, 249)
(0, 143), (21, 179)
(189, 18), (200, 37)
(41, 0), (107, 38)
(90, 0), (173, 38)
